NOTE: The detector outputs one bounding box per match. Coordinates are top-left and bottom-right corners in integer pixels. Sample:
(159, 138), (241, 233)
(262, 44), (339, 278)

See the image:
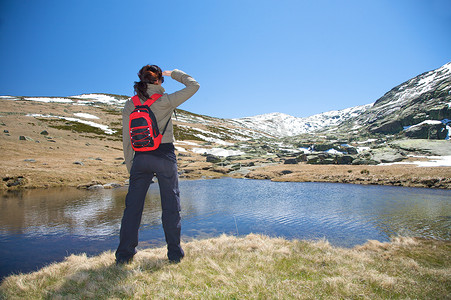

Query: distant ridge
(230, 104), (373, 137)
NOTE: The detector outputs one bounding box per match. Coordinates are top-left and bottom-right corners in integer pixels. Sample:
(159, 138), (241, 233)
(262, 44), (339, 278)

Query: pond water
(1, 178), (450, 279)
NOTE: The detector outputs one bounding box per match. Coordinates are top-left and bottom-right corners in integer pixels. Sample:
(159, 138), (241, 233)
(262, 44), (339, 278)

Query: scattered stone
(3, 130), (9, 133)
(230, 164), (242, 170)
(206, 155), (221, 163)
(24, 159), (36, 163)
(103, 183), (122, 189)
(73, 161), (84, 166)
(3, 176), (27, 187)
(88, 184), (104, 190)
(40, 130), (49, 135)
(86, 143), (91, 146)
(77, 181), (103, 189)
(211, 167), (230, 174)
(19, 136), (34, 141)
(115, 157), (124, 160)
(95, 157), (103, 161)
(280, 170), (293, 175)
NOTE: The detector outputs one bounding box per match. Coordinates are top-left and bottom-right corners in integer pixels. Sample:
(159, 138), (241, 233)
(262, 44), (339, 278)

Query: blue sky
(0, 0), (450, 118)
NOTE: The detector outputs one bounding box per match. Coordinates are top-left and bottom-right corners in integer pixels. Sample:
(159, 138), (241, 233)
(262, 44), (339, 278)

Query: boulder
(340, 146), (358, 155)
(335, 155), (354, 165)
(322, 158), (335, 165)
(284, 158), (298, 164)
(296, 154), (307, 162)
(389, 139), (451, 156)
(369, 147), (406, 164)
(352, 158), (379, 165)
(404, 121), (447, 140)
(313, 143), (336, 151)
(369, 119), (403, 134)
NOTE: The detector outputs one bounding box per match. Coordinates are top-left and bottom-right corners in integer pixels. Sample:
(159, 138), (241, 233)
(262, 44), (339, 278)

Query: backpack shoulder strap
(161, 117), (171, 135)
(131, 95), (141, 107)
(143, 93), (162, 107)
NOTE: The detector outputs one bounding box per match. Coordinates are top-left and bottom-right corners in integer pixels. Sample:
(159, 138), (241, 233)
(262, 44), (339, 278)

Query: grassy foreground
(1, 234), (450, 299)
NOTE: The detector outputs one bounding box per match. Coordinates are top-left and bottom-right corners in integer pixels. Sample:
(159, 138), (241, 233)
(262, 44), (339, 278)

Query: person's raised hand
(162, 70), (173, 76)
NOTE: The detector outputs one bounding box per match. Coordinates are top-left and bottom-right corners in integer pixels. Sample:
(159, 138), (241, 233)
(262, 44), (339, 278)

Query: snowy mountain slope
(230, 103), (373, 137)
(338, 62), (451, 135)
(0, 94), (276, 143)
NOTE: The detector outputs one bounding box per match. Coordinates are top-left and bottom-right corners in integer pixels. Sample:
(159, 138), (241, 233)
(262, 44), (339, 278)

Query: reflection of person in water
(115, 65), (199, 265)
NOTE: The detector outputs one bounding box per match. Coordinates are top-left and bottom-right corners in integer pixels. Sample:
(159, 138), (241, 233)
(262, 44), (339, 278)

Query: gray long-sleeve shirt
(122, 69), (200, 173)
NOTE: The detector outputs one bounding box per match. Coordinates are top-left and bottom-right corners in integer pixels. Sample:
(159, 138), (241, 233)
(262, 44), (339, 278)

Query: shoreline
(2, 161), (451, 191)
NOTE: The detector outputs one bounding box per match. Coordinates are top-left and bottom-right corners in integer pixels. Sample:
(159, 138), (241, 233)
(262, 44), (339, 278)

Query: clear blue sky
(1, 0), (450, 118)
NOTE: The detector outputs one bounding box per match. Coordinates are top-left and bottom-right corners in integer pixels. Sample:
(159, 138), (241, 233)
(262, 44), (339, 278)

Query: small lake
(1, 178), (450, 279)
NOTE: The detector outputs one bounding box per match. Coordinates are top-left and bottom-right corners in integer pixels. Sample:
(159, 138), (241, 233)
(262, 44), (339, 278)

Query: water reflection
(0, 178), (450, 279)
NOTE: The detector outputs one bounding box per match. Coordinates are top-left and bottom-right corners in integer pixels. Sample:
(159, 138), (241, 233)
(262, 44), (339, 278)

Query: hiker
(115, 65), (199, 264)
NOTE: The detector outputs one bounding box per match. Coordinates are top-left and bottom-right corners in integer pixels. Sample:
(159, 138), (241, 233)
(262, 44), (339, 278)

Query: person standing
(116, 65), (199, 264)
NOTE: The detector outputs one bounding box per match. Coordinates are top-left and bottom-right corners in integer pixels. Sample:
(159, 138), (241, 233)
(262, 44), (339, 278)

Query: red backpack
(129, 94), (170, 151)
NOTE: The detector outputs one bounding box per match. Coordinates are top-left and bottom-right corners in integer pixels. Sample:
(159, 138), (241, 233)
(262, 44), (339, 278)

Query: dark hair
(134, 65), (164, 100)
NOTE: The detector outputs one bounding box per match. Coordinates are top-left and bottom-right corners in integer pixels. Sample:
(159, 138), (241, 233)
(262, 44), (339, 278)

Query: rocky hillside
(334, 62), (451, 139)
(1, 62), (450, 180)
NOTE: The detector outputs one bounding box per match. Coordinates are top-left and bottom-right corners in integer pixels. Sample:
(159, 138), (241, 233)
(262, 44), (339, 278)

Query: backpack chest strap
(131, 94), (162, 107)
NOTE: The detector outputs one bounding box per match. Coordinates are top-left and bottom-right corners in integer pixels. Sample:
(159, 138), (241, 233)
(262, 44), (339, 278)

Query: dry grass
(1, 234), (450, 299)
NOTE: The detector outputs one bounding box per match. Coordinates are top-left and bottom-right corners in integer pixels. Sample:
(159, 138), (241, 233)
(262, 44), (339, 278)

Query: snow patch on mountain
(26, 113), (116, 134)
(230, 103), (373, 137)
(71, 94), (128, 106)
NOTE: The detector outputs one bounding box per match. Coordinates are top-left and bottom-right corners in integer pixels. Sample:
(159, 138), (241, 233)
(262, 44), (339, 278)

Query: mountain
(1, 62), (450, 143)
(233, 62), (451, 140)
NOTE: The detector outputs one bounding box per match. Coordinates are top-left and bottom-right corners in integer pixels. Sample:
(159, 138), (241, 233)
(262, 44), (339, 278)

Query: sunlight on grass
(1, 234), (449, 299)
